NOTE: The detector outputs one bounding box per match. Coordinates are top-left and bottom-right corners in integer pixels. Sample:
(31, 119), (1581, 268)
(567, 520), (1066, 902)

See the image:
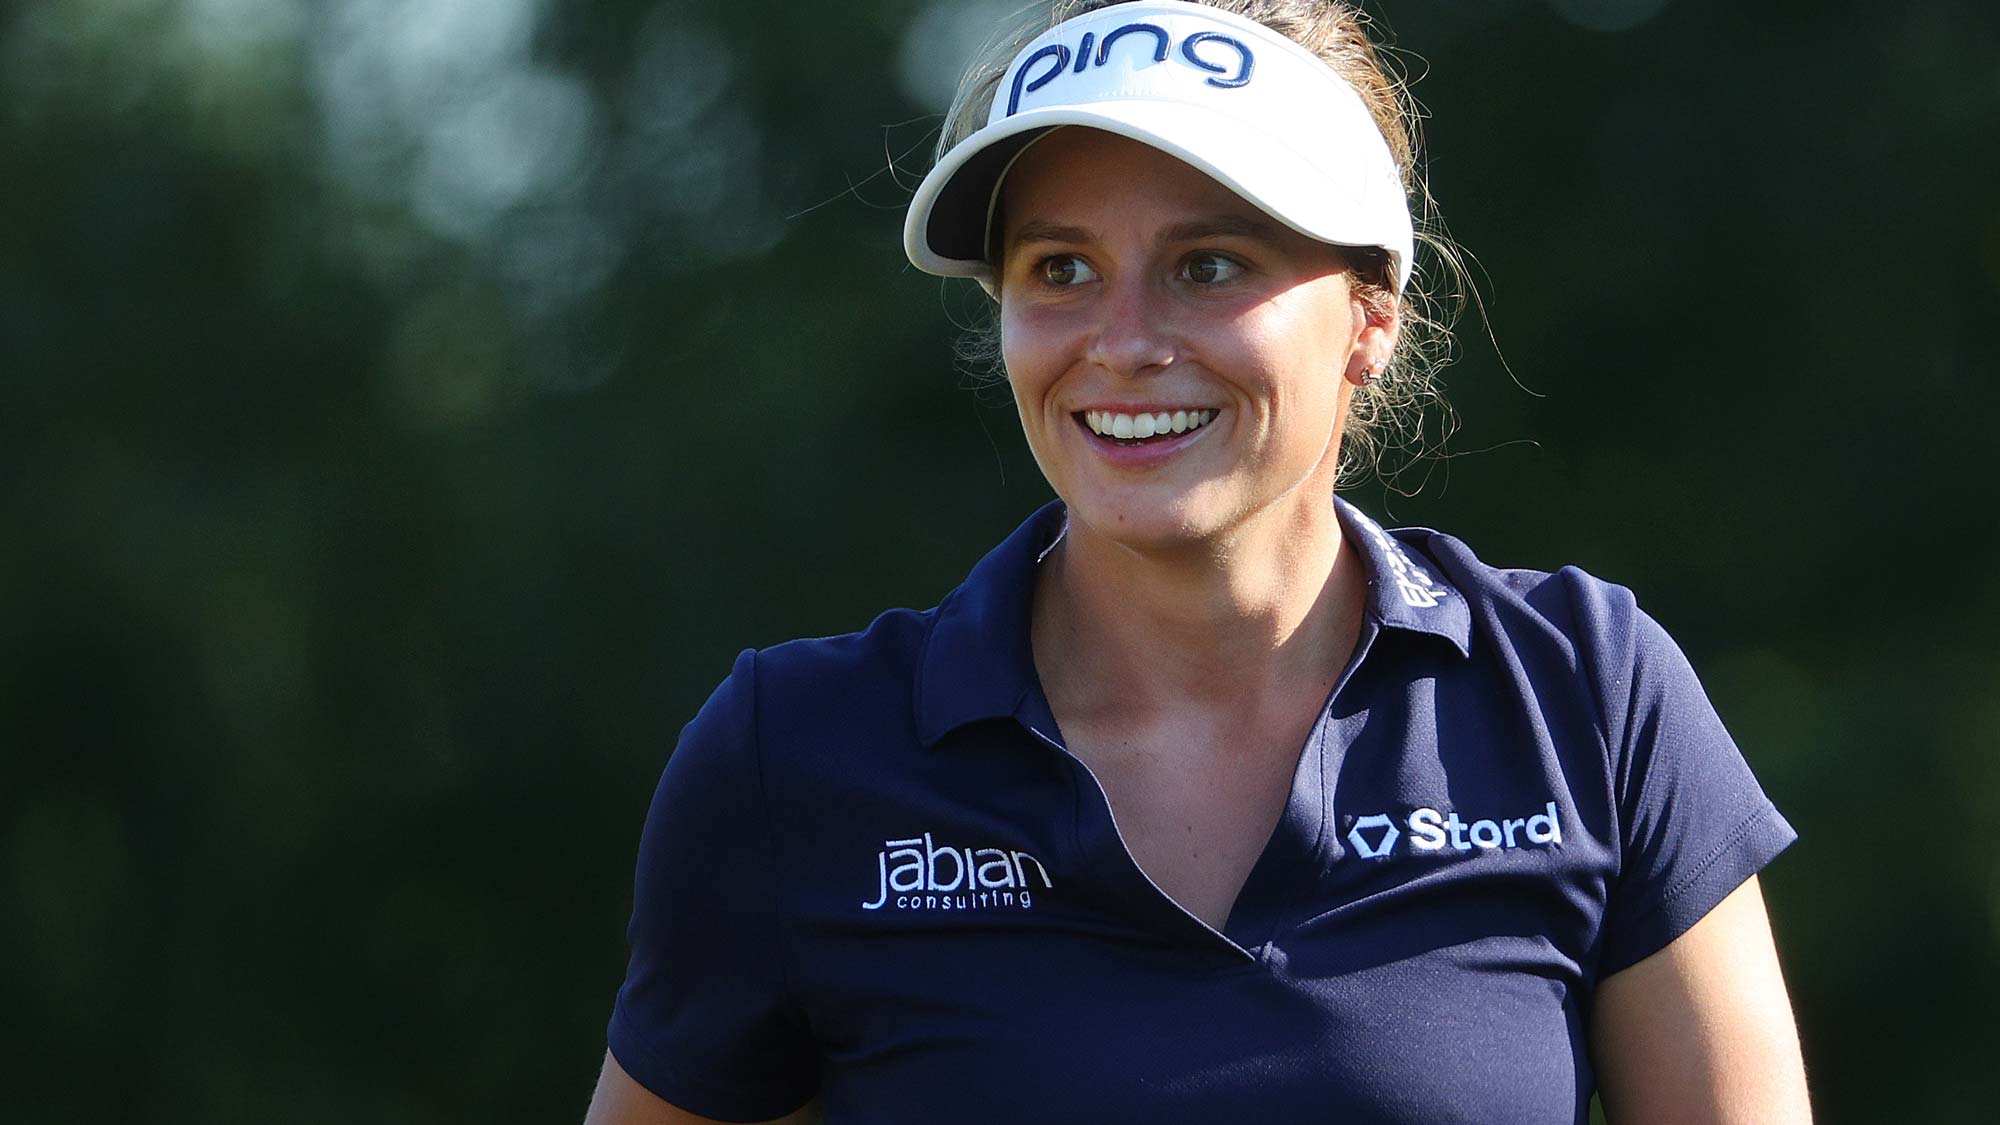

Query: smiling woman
(583, 3), (1811, 1124)
(994, 129), (1375, 553)
(928, 0), (1445, 490)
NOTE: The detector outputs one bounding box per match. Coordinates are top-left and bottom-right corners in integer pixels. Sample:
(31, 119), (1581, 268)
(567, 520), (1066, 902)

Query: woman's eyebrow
(1158, 215), (1284, 245)
(1007, 220), (1095, 250)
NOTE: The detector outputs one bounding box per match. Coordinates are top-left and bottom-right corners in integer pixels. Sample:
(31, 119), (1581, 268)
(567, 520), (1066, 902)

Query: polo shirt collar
(914, 496), (1470, 748)
(1335, 495), (1473, 658)
(914, 500), (1067, 747)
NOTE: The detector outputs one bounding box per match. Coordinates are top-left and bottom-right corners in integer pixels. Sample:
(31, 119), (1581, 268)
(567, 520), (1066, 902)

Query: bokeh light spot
(896, 0), (1024, 112)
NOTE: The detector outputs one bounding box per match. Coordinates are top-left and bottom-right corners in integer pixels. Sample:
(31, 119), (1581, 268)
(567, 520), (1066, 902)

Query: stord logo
(1346, 814), (1400, 858)
(862, 832), (1053, 912)
(1345, 802), (1565, 860)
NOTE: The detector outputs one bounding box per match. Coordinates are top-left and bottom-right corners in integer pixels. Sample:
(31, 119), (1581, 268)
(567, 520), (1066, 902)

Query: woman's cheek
(1002, 320), (1075, 403)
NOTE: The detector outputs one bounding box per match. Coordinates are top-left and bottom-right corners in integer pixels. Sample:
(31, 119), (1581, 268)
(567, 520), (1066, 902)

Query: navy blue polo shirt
(609, 497), (1796, 1123)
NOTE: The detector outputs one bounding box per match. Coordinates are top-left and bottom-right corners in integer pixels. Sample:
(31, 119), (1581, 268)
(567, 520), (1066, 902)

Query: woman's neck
(1031, 496), (1367, 718)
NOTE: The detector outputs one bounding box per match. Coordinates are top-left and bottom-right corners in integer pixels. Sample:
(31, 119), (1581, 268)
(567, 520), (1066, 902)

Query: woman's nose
(1084, 277), (1175, 378)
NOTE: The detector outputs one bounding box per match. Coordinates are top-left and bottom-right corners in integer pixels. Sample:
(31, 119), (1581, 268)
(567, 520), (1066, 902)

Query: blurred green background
(4, 0), (1996, 1120)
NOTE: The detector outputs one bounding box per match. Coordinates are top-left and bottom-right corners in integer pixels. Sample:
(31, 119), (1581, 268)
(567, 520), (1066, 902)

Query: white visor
(904, 0), (1415, 292)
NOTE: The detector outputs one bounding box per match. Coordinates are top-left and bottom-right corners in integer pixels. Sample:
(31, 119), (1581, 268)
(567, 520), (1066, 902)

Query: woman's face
(997, 128), (1393, 551)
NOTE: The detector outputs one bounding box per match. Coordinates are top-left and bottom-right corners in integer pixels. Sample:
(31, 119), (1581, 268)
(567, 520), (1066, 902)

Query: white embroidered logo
(861, 832), (1054, 911)
(1346, 813), (1400, 858)
(1346, 803), (1565, 859)
(1350, 510), (1448, 608)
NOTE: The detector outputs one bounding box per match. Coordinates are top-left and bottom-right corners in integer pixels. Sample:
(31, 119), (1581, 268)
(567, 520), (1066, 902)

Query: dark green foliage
(2, 1), (1995, 1119)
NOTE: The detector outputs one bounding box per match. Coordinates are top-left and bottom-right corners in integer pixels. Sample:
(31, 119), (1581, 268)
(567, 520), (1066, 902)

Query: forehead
(998, 127), (1266, 232)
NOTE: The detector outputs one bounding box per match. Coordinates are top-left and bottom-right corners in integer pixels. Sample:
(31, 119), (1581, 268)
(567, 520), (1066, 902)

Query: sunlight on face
(996, 128), (1382, 550)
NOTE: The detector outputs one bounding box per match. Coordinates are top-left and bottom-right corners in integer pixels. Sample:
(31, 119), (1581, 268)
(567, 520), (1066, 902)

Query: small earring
(1359, 360), (1384, 387)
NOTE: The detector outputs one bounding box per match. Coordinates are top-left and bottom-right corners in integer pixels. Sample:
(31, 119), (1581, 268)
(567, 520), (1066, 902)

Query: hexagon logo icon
(1347, 813), (1400, 859)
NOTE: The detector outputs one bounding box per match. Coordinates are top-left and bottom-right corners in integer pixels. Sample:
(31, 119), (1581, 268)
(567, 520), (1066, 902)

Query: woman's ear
(1344, 297), (1400, 386)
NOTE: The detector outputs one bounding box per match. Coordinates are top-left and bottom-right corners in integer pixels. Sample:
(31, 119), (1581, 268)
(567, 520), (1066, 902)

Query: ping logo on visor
(1005, 23), (1255, 116)
(904, 0), (1417, 293)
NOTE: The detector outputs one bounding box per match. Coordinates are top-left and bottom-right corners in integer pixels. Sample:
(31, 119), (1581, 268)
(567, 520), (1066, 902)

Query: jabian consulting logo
(862, 832), (1053, 912)
(1346, 802), (1565, 859)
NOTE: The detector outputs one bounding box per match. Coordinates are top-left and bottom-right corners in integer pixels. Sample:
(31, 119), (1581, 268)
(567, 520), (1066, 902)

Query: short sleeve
(1597, 609), (1798, 976)
(607, 648), (819, 1121)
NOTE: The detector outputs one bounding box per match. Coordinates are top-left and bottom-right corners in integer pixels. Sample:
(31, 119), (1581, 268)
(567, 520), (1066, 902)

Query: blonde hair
(938, 0), (1464, 488)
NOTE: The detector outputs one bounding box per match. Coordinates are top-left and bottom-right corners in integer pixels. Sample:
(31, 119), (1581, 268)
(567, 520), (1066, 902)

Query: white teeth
(1087, 409), (1217, 440)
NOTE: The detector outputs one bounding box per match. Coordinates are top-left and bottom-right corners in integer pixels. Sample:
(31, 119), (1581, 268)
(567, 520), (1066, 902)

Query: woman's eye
(1040, 254), (1098, 286)
(1182, 252), (1243, 285)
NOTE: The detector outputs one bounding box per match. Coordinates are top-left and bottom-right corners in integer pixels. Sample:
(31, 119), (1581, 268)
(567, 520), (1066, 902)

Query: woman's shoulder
(755, 603), (937, 683)
(689, 597), (967, 768)
(1379, 517), (1766, 831)
(1374, 515), (1659, 669)
(714, 602), (938, 729)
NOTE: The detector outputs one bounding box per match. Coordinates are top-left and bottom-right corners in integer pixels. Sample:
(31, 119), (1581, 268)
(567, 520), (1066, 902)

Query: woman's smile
(1073, 405), (1223, 469)
(1080, 407), (1218, 442)
(995, 127), (1385, 549)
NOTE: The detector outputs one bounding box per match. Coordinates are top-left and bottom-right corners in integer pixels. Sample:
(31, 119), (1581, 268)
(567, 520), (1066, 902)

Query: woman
(586, 2), (1810, 1121)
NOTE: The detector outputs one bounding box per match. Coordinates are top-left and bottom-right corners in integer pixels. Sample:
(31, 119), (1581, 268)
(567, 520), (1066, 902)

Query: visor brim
(903, 99), (1413, 291)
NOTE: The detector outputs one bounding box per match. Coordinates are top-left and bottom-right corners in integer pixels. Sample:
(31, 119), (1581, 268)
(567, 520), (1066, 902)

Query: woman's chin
(1060, 491), (1227, 554)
